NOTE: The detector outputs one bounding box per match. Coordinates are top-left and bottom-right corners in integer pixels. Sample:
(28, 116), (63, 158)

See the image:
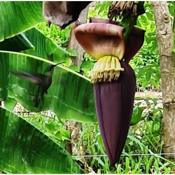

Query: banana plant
(0, 107), (81, 173)
(0, 1), (145, 172)
(1, 27), (96, 122)
(0, 1), (43, 41)
(0, 1), (94, 173)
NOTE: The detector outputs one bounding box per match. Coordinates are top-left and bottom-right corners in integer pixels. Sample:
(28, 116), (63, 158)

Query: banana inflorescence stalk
(74, 18), (145, 166)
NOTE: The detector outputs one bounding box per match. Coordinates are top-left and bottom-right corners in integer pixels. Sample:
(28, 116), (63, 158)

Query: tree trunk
(153, 2), (175, 159)
(66, 5), (89, 166)
(68, 6), (89, 66)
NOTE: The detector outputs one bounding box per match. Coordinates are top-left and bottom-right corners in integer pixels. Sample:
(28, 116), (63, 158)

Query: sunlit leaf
(3, 97), (17, 111)
(24, 28), (71, 64)
(0, 1), (43, 41)
(130, 106), (144, 125)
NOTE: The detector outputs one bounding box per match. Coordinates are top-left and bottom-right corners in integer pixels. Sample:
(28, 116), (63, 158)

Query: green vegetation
(0, 1), (175, 174)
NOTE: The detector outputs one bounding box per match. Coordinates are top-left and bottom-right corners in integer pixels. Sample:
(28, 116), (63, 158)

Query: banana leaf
(3, 97), (17, 111)
(0, 33), (34, 52)
(0, 107), (81, 173)
(0, 50), (96, 122)
(0, 26), (96, 122)
(0, 1), (43, 41)
(0, 55), (9, 100)
(0, 33), (34, 100)
(24, 28), (71, 64)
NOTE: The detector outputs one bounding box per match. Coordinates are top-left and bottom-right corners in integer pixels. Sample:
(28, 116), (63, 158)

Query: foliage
(0, 1), (175, 174)
(88, 1), (111, 19)
(0, 54), (9, 100)
(131, 2), (160, 91)
(25, 112), (70, 147)
(168, 2), (175, 55)
(33, 2), (175, 173)
(0, 18), (96, 122)
(0, 34), (34, 52)
(70, 101), (175, 174)
(39, 2), (160, 90)
(22, 99), (175, 174)
(1, 40), (96, 122)
(0, 1), (43, 41)
(0, 107), (81, 173)
(80, 53), (95, 77)
(37, 22), (71, 47)
(0, 1), (94, 173)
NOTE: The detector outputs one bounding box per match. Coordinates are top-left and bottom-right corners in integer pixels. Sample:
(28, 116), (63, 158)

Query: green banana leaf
(0, 26), (96, 122)
(0, 27), (96, 122)
(3, 97), (17, 111)
(0, 1), (43, 41)
(0, 55), (9, 100)
(0, 107), (81, 173)
(24, 28), (71, 63)
(0, 33), (34, 100)
(1, 50), (96, 122)
(0, 33), (34, 51)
